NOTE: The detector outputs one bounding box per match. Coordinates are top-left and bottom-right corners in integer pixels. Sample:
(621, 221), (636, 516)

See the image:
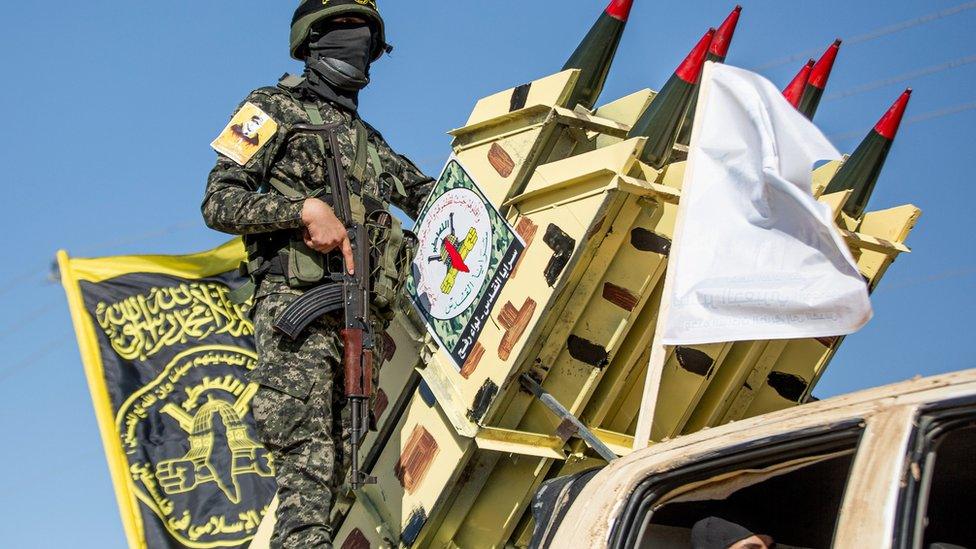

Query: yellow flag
(58, 240), (276, 549)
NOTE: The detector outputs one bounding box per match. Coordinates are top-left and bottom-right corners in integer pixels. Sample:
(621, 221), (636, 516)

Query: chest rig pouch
(244, 78), (416, 320)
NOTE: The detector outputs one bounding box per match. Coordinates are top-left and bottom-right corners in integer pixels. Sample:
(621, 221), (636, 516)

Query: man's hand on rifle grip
(301, 197), (355, 274)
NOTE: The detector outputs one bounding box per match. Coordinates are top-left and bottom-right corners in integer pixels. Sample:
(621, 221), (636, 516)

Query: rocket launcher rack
(307, 66), (922, 548)
(244, 50), (920, 549)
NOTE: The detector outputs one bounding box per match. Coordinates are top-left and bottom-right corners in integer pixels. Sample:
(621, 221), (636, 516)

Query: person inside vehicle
(692, 516), (775, 549)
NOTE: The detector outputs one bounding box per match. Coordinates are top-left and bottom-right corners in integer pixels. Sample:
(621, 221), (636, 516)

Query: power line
(0, 218), (199, 302)
(0, 338), (70, 384)
(883, 266), (976, 292)
(754, 1), (976, 70)
(0, 268), (51, 299)
(829, 100), (976, 142)
(903, 100), (976, 124)
(825, 54), (976, 102)
(76, 219), (199, 256)
(0, 301), (61, 342)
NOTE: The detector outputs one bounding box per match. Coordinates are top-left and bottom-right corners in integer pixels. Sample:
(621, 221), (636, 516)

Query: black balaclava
(305, 19), (376, 111)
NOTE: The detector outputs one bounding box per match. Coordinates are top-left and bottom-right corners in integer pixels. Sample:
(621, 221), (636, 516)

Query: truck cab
(541, 369), (976, 549)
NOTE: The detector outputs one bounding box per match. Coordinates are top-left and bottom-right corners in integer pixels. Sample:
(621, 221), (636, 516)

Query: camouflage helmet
(291, 0), (389, 61)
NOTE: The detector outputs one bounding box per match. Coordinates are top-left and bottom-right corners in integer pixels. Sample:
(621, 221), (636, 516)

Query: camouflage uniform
(202, 84), (433, 547)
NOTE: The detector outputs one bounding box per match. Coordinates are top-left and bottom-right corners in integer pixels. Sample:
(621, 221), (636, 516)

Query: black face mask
(304, 21), (375, 111)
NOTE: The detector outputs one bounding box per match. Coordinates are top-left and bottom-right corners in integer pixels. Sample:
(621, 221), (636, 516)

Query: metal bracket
(475, 427), (568, 460)
(519, 374), (618, 462)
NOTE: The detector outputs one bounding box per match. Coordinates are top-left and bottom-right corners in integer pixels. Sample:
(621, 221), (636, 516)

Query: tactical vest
(237, 75), (416, 322)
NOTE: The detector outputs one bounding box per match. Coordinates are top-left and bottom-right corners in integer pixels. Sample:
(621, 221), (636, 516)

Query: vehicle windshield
(914, 423), (976, 548)
(623, 449), (857, 548)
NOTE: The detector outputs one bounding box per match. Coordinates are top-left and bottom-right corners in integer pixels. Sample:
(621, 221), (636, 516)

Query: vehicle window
(907, 415), (976, 549)
(610, 425), (862, 549)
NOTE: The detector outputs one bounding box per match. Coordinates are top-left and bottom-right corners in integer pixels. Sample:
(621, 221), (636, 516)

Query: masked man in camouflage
(202, 1), (433, 546)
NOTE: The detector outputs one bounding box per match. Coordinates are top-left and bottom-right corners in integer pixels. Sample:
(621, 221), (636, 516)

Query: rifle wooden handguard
(341, 328), (373, 398)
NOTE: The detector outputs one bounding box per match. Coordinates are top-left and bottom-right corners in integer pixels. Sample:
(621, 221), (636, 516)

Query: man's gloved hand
(302, 197), (355, 274)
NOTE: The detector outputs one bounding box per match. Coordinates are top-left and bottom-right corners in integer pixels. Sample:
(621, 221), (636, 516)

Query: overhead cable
(0, 218), (198, 302)
(825, 54), (976, 101)
(754, 1), (976, 70)
(0, 338), (69, 384)
(0, 301), (61, 342)
(829, 100), (976, 141)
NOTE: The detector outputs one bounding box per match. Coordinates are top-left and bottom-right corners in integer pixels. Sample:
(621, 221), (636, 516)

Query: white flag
(660, 63), (872, 345)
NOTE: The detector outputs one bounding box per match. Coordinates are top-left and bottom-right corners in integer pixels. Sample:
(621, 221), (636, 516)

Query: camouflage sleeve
(392, 154), (436, 221)
(201, 90), (304, 235)
(371, 136), (435, 220)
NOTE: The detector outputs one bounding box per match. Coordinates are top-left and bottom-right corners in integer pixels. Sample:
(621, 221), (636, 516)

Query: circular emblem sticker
(413, 187), (493, 320)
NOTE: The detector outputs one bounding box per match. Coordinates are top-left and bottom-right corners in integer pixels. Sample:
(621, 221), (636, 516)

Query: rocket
(629, 27), (715, 169)
(823, 89), (912, 218)
(677, 5), (743, 145)
(798, 39), (842, 119)
(783, 59), (815, 108)
(562, 0), (635, 110)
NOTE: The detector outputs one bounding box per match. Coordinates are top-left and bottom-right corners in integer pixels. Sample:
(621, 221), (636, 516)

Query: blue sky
(1, 1), (974, 546)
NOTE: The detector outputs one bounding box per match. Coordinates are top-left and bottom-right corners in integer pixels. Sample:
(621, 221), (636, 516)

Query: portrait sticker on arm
(211, 102), (279, 166)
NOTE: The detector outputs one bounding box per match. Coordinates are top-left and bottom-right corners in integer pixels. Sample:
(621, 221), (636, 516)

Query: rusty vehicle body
(543, 369), (976, 548)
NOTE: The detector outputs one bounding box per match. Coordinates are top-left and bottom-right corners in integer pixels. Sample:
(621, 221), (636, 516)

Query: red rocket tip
(676, 28), (716, 84)
(783, 59), (815, 107)
(874, 88), (912, 140)
(808, 40), (841, 89)
(605, 0), (635, 21)
(709, 5), (742, 58)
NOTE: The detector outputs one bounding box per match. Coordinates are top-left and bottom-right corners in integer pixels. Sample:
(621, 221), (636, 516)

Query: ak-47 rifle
(274, 122), (377, 490)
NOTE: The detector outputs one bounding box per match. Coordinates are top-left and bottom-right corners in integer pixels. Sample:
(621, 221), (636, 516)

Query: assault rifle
(274, 123), (377, 490)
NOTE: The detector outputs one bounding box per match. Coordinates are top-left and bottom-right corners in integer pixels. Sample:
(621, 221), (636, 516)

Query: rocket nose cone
(874, 88), (912, 140)
(808, 40), (842, 89)
(676, 28), (717, 84)
(605, 0), (635, 21)
(783, 59), (815, 107)
(709, 5), (742, 58)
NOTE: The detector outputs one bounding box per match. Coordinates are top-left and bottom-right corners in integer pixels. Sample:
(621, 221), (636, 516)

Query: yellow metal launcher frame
(265, 68), (920, 548)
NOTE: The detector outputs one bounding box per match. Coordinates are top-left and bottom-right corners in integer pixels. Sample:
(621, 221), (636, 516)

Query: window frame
(893, 396), (976, 549)
(609, 420), (865, 549)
